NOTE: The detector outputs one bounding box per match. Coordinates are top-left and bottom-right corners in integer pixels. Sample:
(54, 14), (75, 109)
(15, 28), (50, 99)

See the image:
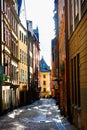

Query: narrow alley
(0, 0), (87, 129)
(0, 99), (77, 130)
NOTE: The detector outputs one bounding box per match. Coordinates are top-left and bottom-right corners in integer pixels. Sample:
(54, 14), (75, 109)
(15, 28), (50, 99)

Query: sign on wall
(0, 66), (8, 82)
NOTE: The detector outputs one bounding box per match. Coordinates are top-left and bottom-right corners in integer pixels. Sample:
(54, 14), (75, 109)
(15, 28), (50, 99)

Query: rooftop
(40, 57), (51, 72)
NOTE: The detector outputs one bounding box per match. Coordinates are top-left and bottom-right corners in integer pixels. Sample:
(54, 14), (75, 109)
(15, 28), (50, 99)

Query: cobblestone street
(0, 99), (77, 130)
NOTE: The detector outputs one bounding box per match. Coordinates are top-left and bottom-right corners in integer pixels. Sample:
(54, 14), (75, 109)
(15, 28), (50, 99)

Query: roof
(33, 26), (39, 42)
(40, 57), (51, 72)
(17, 0), (22, 16)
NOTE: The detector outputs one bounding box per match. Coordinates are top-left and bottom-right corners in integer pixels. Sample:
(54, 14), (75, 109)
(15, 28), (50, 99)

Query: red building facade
(51, 0), (67, 114)
(58, 0), (67, 114)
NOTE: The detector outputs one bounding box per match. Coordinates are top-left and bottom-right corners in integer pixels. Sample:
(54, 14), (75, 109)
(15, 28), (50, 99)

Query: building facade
(27, 20), (40, 102)
(65, 0), (87, 129)
(0, 0), (40, 115)
(40, 57), (51, 98)
(58, 0), (67, 114)
(0, 0), (19, 114)
(52, 0), (67, 114)
(18, 23), (28, 106)
(33, 27), (40, 100)
(51, 38), (59, 99)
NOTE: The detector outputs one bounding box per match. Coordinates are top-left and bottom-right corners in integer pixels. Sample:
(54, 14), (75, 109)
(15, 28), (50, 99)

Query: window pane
(43, 88), (46, 92)
(43, 81), (46, 85)
(43, 74), (46, 78)
(74, 0), (78, 17)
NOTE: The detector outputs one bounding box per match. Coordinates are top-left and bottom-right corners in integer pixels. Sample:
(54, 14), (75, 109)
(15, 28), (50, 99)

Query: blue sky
(25, 0), (55, 67)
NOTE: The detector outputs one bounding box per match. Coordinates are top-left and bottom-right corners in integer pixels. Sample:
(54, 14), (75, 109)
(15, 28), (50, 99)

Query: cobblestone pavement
(0, 99), (77, 130)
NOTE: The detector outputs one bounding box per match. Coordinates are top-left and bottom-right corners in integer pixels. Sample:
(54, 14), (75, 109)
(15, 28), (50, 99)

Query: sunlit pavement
(0, 99), (77, 130)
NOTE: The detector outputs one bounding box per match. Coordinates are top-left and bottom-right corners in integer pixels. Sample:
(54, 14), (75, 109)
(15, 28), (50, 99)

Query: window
(30, 42), (32, 52)
(77, 54), (80, 107)
(4, 0), (6, 13)
(20, 69), (22, 82)
(43, 88), (46, 92)
(30, 56), (32, 67)
(20, 31), (21, 40)
(12, 41), (17, 57)
(4, 25), (11, 47)
(20, 49), (27, 65)
(71, 54), (80, 107)
(22, 33), (23, 42)
(43, 81), (46, 85)
(23, 70), (24, 82)
(13, 18), (15, 29)
(15, 22), (17, 33)
(22, 50), (24, 64)
(69, 0), (73, 35)
(11, 65), (17, 80)
(8, 57), (10, 76)
(8, 32), (10, 47)
(24, 52), (25, 64)
(20, 49), (22, 62)
(23, 51), (24, 64)
(4, 56), (7, 74)
(74, 57), (77, 105)
(43, 74), (46, 78)
(71, 59), (74, 105)
(8, 7), (10, 21)
(24, 35), (26, 44)
(81, 0), (86, 17)
(16, 23), (18, 33)
(74, 0), (78, 17)
(15, 43), (18, 57)
(12, 16), (13, 26)
(81, 0), (85, 4)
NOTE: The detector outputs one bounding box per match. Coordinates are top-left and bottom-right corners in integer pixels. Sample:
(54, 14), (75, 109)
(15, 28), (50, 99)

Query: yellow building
(65, 0), (87, 129)
(39, 57), (51, 98)
(18, 23), (28, 106)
